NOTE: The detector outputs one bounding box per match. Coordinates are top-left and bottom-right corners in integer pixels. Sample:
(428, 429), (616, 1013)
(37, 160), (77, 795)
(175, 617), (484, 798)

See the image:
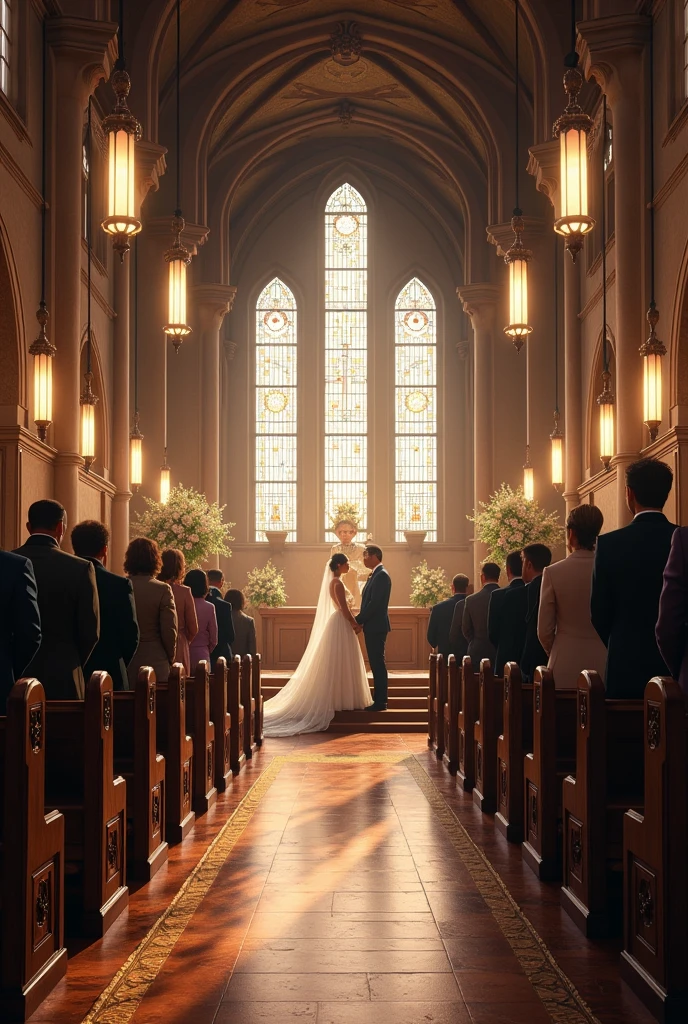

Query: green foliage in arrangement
(467, 484), (562, 566)
(133, 485), (235, 568)
(245, 560), (288, 608)
(410, 559), (452, 608)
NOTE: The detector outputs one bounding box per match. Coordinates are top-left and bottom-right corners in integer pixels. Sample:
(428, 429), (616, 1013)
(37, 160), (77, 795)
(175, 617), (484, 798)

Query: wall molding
(0, 138), (43, 209)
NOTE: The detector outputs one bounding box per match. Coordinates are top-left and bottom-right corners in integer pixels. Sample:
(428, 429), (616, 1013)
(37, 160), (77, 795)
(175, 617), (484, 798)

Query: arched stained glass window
(395, 278), (437, 541)
(324, 183), (367, 536)
(255, 278), (297, 541)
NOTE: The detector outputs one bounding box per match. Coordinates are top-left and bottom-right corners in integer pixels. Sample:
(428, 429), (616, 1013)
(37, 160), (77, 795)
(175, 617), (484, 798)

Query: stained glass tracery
(324, 183), (368, 535)
(395, 278), (437, 541)
(255, 277), (297, 540)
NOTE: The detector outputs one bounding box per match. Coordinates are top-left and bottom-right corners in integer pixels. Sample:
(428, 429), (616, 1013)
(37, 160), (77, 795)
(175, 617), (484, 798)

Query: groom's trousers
(365, 631), (388, 706)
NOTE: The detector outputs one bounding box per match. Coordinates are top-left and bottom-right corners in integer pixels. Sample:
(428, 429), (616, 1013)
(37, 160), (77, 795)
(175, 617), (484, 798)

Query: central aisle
(86, 735), (605, 1024)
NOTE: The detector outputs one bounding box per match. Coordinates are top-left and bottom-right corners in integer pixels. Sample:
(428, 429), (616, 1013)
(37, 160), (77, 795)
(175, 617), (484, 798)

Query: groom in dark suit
(355, 545), (392, 711)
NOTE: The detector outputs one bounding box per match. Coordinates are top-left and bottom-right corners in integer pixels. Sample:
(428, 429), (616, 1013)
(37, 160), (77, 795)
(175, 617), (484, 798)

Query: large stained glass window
(255, 278), (297, 541)
(324, 183), (367, 536)
(395, 278), (437, 541)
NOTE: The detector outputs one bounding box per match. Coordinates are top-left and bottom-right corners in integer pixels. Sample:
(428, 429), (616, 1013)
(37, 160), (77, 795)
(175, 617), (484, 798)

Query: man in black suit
(14, 499), (100, 699)
(0, 550), (42, 706)
(206, 569), (235, 668)
(592, 458), (676, 698)
(355, 545), (392, 710)
(488, 550), (526, 676)
(71, 520), (139, 691)
(519, 544), (552, 682)
(427, 573), (469, 661)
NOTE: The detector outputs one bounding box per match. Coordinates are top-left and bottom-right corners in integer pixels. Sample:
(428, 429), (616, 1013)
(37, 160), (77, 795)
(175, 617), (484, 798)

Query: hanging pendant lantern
(640, 303), (665, 443)
(504, 213), (532, 350)
(550, 412), (564, 493)
(163, 213), (192, 349)
(30, 302), (56, 441)
(80, 368), (98, 473)
(553, 63), (595, 261)
(597, 369), (614, 472)
(130, 412), (143, 490)
(523, 445), (534, 500)
(101, 69), (141, 260)
(160, 455), (171, 504)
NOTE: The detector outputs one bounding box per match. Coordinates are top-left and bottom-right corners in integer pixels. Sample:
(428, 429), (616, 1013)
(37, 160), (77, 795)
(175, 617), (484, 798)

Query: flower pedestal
(404, 530), (427, 557)
(264, 530), (288, 555)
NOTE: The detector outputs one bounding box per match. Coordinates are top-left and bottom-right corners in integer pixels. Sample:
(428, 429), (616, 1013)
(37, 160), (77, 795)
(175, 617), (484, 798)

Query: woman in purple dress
(184, 569), (218, 673)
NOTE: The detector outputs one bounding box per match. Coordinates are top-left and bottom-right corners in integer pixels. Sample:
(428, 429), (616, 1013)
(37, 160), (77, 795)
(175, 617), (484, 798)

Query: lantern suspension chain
(130, 234), (143, 490)
(554, 238), (559, 415)
(40, 18), (46, 310)
(87, 98), (92, 380)
(514, 0), (520, 216)
(117, 0), (125, 69)
(80, 98), (99, 473)
(176, 0), (181, 217)
(597, 93), (614, 472)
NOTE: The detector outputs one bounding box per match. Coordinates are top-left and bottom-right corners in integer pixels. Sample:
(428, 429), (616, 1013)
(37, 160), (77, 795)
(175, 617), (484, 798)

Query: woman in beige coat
(537, 504), (607, 690)
(158, 548), (198, 675)
(125, 538), (177, 685)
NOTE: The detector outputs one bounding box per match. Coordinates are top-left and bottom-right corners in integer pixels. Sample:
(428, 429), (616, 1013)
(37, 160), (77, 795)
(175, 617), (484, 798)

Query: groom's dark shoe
(365, 702), (387, 712)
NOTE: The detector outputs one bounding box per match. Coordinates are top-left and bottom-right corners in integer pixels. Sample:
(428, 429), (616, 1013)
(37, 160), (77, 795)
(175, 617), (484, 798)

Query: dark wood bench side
(457, 656), (479, 792)
(522, 670), (576, 881)
(185, 662), (217, 815)
(240, 655), (256, 760)
(496, 663), (532, 842)
(434, 654), (446, 760)
(427, 653), (438, 749)
(210, 658), (232, 793)
(621, 677), (688, 1023)
(253, 653), (264, 747)
(0, 679), (67, 1021)
(227, 657), (245, 775)
(473, 659), (503, 814)
(561, 671), (644, 936)
(443, 655), (459, 774)
(156, 665), (195, 844)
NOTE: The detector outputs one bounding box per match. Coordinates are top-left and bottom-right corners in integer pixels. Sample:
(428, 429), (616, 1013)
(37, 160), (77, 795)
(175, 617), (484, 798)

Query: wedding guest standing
(185, 569), (218, 672)
(0, 550), (41, 706)
(225, 589), (257, 658)
(519, 544), (552, 683)
(158, 548), (198, 675)
(459, 562), (500, 669)
(125, 538), (177, 685)
(71, 520), (139, 691)
(206, 569), (235, 667)
(427, 574), (469, 660)
(656, 526), (688, 696)
(488, 551), (525, 675)
(537, 506), (607, 689)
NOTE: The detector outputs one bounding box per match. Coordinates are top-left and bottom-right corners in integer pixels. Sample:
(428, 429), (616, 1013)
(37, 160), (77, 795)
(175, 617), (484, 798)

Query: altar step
(260, 670), (429, 732)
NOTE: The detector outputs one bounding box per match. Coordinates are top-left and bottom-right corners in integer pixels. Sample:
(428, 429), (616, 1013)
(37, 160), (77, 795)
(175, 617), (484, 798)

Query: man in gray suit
(15, 499), (100, 699)
(458, 562), (501, 669)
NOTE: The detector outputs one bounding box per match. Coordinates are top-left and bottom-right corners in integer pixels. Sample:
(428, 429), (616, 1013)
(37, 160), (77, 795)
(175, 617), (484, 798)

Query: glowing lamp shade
(551, 435), (564, 491)
(165, 255), (190, 336)
(505, 256), (531, 341)
(641, 306), (666, 442)
(523, 464), (534, 501)
(160, 464), (171, 505)
(101, 70), (142, 259)
(130, 421), (143, 490)
(552, 66), (595, 261)
(33, 350), (53, 433)
(79, 373), (98, 473)
(597, 371), (615, 472)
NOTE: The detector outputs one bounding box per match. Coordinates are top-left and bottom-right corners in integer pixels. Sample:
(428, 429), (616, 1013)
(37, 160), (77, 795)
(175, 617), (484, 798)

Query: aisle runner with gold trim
(81, 752), (600, 1024)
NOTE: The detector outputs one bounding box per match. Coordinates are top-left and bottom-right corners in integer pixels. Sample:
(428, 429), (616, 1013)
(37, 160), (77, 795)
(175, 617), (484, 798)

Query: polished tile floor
(33, 733), (656, 1024)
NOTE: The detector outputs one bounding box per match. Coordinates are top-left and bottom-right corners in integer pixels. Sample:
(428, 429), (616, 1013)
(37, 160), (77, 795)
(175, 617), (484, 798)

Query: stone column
(457, 284), (500, 583)
(563, 255), (583, 514)
(581, 15), (651, 526)
(47, 17), (116, 540)
(191, 284), (237, 505)
(110, 259), (131, 574)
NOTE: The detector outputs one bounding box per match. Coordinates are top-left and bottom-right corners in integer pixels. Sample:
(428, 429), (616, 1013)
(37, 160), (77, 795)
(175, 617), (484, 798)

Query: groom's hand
(353, 624), (363, 634)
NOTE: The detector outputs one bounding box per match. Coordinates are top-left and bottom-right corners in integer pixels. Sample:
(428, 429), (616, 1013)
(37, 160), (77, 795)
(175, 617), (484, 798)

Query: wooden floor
(32, 733), (656, 1024)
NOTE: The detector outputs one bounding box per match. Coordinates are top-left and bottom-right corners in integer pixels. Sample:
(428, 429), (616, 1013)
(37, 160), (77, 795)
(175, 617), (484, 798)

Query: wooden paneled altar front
(258, 607), (431, 671)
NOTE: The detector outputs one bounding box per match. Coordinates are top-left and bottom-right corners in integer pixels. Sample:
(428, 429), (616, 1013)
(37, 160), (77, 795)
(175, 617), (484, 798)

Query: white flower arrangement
(410, 560), (451, 608)
(244, 560), (288, 608)
(329, 501), (362, 530)
(467, 484), (562, 566)
(133, 485), (235, 568)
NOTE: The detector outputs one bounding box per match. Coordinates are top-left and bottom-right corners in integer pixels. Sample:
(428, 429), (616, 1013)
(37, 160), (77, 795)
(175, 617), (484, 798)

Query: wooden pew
(44, 672), (128, 936)
(209, 658), (232, 793)
(457, 656), (479, 792)
(227, 656), (245, 775)
(496, 663), (532, 842)
(240, 655), (256, 761)
(427, 653), (438, 749)
(522, 669), (576, 881)
(433, 654), (447, 760)
(155, 664), (195, 844)
(0, 680), (67, 1022)
(473, 659), (503, 813)
(443, 655), (459, 774)
(113, 668), (168, 880)
(561, 671), (644, 936)
(253, 653), (264, 747)
(185, 662), (217, 815)
(621, 677), (688, 1022)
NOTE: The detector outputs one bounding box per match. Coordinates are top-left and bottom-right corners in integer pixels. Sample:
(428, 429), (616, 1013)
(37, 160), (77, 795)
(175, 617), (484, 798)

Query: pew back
(253, 653), (264, 747)
(156, 665), (195, 844)
(457, 656), (478, 792)
(209, 658), (232, 793)
(496, 663), (532, 842)
(443, 655), (459, 774)
(227, 657), (245, 775)
(240, 655), (256, 760)
(427, 654), (438, 749)
(433, 654), (447, 760)
(185, 662), (217, 815)
(473, 659), (503, 813)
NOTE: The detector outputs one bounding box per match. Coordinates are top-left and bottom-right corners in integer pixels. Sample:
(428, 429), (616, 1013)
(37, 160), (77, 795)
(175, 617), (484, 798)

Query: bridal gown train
(263, 568), (371, 736)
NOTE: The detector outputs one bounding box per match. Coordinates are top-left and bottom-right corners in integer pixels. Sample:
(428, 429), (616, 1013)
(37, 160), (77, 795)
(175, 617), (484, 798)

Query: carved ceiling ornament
(338, 100), (354, 128)
(331, 22), (362, 67)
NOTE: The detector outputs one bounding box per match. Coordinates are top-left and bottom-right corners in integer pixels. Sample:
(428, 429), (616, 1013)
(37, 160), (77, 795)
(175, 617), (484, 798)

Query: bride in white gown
(263, 554), (371, 736)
